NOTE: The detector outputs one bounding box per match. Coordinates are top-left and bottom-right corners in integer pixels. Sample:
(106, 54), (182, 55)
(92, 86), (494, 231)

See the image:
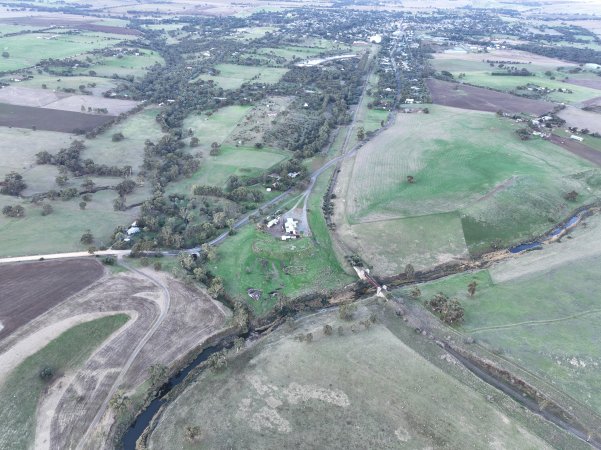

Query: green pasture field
(0, 126), (73, 180)
(459, 72), (601, 104)
(147, 304), (571, 449)
(0, 190), (139, 257)
(0, 32), (129, 72)
(194, 64), (288, 90)
(182, 105), (251, 152)
(73, 48), (163, 79)
(231, 26), (277, 40)
(0, 314), (128, 450)
(342, 105), (601, 259)
(168, 145), (288, 195)
(211, 167), (352, 316)
(15, 74), (118, 94)
(82, 107), (165, 172)
(348, 212), (469, 273)
(0, 24), (45, 35)
(399, 214), (601, 416)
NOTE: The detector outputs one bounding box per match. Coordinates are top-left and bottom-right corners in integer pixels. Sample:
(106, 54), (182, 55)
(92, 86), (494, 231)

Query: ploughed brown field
(565, 78), (601, 90)
(0, 258), (104, 338)
(549, 133), (601, 167)
(0, 103), (114, 133)
(426, 78), (555, 115)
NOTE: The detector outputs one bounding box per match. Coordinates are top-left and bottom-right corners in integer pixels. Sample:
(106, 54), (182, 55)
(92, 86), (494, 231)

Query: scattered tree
(564, 190), (579, 202)
(41, 204), (53, 216)
(468, 281), (477, 297)
(1, 171), (27, 196)
(357, 127), (365, 141)
(323, 324), (333, 335)
(79, 201), (87, 210)
(112, 132), (125, 142)
(339, 303), (357, 321)
(80, 230), (94, 245)
(407, 175), (415, 184)
(2, 205), (25, 217)
(405, 263), (415, 280)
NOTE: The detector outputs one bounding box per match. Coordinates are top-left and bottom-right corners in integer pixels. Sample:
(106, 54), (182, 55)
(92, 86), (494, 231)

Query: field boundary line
(467, 308), (601, 333)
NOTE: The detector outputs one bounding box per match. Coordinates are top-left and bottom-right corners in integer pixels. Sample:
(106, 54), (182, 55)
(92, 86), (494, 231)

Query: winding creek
(122, 205), (600, 449)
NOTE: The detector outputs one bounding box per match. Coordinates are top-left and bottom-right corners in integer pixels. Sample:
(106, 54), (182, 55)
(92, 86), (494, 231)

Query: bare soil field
(426, 78), (555, 115)
(565, 77), (601, 90)
(0, 259), (103, 339)
(0, 86), (138, 114)
(0, 103), (114, 132)
(548, 134), (601, 166)
(557, 106), (601, 135)
(0, 261), (230, 450)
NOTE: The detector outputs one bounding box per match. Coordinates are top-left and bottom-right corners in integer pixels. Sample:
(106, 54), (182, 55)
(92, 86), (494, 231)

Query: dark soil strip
(0, 103), (115, 133)
(426, 78), (555, 115)
(565, 78), (601, 90)
(0, 258), (104, 339)
(549, 134), (601, 166)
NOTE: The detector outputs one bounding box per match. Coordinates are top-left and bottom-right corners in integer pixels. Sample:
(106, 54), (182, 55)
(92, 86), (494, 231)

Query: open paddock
(433, 48), (577, 67)
(168, 145), (288, 194)
(0, 259), (103, 339)
(147, 303), (572, 449)
(334, 105), (601, 266)
(0, 86), (138, 115)
(401, 214), (601, 417)
(0, 103), (114, 132)
(0, 126), (73, 179)
(15, 75), (118, 96)
(0, 32), (130, 72)
(557, 106), (601, 135)
(426, 78), (555, 115)
(548, 133), (601, 166)
(195, 64), (288, 90)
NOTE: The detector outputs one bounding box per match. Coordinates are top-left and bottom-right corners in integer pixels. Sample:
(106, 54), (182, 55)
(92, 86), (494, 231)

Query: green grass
(168, 145), (288, 195)
(344, 105), (601, 256)
(211, 167), (352, 316)
(0, 191), (138, 257)
(194, 64), (288, 89)
(0, 126), (73, 181)
(0, 314), (128, 450)
(399, 216), (601, 416)
(82, 107), (165, 172)
(15, 74), (118, 94)
(0, 32), (128, 72)
(72, 48), (163, 79)
(147, 306), (560, 449)
(182, 105), (251, 152)
(349, 212), (469, 273)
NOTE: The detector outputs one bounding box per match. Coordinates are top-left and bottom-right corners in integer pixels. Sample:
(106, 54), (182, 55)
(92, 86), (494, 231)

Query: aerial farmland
(1, 1), (601, 449)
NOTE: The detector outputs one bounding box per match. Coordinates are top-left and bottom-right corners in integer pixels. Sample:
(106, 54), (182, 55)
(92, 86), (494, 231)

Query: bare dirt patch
(557, 105), (601, 134)
(426, 78), (554, 115)
(565, 78), (601, 91)
(0, 103), (114, 132)
(0, 258), (103, 339)
(549, 134), (601, 166)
